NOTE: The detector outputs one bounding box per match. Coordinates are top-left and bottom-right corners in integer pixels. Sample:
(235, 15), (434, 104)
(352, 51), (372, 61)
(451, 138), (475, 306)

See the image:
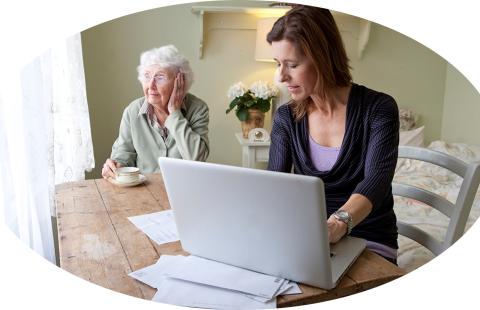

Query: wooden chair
(393, 146), (480, 255)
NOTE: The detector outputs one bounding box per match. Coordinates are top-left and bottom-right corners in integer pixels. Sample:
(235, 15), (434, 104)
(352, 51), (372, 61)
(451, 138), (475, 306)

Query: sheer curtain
(0, 34), (94, 263)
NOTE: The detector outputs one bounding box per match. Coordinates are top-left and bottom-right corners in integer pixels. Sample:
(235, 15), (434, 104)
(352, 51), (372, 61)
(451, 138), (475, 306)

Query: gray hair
(137, 45), (194, 91)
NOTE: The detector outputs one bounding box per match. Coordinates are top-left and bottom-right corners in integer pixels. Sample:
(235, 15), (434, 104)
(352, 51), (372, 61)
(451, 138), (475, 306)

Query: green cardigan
(111, 93), (209, 173)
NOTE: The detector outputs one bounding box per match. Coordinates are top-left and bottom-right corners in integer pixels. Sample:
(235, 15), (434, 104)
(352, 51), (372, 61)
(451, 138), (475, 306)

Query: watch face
(335, 210), (349, 220)
(334, 210), (353, 234)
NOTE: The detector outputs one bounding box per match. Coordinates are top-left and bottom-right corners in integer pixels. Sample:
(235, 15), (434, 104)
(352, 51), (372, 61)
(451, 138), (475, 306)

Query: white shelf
(190, 5), (371, 60)
(191, 6), (289, 16)
(191, 5), (289, 59)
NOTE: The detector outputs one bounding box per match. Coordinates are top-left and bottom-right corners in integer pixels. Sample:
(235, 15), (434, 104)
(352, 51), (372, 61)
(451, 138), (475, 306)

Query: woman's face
(272, 39), (317, 101)
(140, 64), (176, 108)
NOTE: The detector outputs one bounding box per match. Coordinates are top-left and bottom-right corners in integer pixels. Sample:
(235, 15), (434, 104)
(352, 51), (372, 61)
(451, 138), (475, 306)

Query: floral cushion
(399, 108), (418, 131)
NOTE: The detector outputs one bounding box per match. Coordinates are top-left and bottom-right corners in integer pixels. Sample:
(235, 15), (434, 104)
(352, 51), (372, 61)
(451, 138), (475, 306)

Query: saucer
(108, 174), (147, 187)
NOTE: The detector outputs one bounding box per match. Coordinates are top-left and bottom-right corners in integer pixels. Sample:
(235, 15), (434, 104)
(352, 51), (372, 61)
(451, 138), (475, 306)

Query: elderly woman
(102, 45), (209, 178)
(267, 5), (399, 264)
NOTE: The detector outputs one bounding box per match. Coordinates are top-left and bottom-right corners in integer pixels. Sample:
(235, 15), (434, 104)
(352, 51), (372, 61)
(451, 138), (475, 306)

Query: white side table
(235, 133), (271, 168)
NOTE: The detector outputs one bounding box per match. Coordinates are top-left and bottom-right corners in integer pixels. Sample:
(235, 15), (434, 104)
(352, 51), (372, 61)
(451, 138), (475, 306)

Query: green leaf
(236, 108), (249, 121)
(258, 99), (271, 113)
(226, 97), (241, 114)
(230, 97), (241, 108)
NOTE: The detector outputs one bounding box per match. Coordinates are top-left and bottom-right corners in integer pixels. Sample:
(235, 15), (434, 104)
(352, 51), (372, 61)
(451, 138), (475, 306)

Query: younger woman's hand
(327, 215), (348, 243)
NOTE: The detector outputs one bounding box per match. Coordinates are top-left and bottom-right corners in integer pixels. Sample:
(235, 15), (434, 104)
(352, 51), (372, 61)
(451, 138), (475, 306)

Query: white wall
(348, 23), (447, 144)
(441, 64), (480, 145)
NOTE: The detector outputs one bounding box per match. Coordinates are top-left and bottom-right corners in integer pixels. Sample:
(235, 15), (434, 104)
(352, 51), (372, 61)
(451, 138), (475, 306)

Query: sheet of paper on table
(128, 255), (302, 310)
(127, 210), (179, 245)
(165, 255), (285, 299)
(153, 277), (277, 310)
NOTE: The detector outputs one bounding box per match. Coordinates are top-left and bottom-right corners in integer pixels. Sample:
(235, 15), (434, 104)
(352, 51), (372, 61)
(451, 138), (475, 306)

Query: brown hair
(267, 5), (352, 120)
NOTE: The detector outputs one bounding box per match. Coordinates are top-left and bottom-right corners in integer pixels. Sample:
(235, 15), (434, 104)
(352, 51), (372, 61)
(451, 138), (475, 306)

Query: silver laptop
(158, 158), (365, 289)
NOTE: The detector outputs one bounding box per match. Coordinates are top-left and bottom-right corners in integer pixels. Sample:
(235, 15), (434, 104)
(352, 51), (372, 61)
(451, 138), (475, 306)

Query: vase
(241, 109), (265, 138)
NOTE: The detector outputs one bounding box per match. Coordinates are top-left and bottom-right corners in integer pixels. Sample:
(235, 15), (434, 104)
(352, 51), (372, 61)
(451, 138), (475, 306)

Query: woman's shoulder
(123, 97), (146, 114)
(274, 102), (295, 119)
(185, 93), (208, 111)
(117, 97), (147, 122)
(351, 84), (398, 113)
(271, 103), (298, 132)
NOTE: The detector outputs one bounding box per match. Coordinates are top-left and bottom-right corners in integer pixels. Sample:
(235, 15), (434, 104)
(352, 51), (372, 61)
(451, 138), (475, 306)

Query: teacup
(116, 167), (140, 183)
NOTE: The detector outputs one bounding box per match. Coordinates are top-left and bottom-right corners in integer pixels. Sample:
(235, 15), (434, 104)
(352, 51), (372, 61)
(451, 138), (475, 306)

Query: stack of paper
(129, 255), (302, 309)
(128, 210), (179, 245)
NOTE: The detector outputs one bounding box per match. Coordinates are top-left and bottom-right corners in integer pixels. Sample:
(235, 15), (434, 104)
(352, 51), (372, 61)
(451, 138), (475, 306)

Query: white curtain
(0, 34), (94, 263)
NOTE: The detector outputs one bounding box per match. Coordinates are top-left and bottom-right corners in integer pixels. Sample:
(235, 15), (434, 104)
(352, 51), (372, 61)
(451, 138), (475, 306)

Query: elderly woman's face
(140, 64), (176, 108)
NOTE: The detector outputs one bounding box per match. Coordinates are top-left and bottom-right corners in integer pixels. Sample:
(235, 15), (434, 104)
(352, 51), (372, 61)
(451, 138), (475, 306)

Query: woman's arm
(165, 101), (210, 161)
(329, 96), (399, 243)
(111, 107), (138, 167)
(164, 73), (209, 161)
(267, 106), (293, 172)
(327, 193), (372, 243)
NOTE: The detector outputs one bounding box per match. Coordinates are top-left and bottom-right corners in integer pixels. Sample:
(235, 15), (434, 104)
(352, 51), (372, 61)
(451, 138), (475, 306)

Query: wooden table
(55, 174), (405, 307)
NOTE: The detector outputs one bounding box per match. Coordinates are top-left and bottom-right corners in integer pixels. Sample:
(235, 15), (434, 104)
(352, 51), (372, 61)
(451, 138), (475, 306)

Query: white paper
(243, 280), (301, 303)
(165, 255), (285, 299)
(280, 281), (302, 295)
(128, 255), (186, 288)
(152, 277), (276, 310)
(127, 210), (179, 245)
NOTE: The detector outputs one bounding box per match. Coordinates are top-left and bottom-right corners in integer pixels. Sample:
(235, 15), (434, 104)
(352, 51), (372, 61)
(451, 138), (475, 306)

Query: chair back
(393, 146), (480, 256)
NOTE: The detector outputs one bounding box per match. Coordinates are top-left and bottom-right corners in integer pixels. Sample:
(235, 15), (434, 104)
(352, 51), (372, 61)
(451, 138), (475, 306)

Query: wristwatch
(333, 210), (353, 235)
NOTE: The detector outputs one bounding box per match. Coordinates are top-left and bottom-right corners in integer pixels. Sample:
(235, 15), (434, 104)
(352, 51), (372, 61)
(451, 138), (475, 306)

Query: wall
(348, 23), (447, 144)
(82, 1), (459, 179)
(441, 64), (480, 145)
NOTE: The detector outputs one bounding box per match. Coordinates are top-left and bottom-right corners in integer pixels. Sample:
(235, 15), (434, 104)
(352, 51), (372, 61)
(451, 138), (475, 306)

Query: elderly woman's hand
(102, 158), (123, 179)
(168, 72), (186, 114)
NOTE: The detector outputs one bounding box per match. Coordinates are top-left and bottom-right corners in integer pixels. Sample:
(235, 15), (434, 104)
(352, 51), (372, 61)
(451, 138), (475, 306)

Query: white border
(1, 0), (479, 309)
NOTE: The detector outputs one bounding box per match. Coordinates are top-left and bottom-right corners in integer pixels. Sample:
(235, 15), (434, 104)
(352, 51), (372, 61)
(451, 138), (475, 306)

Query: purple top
(366, 240), (397, 259)
(308, 135), (341, 172)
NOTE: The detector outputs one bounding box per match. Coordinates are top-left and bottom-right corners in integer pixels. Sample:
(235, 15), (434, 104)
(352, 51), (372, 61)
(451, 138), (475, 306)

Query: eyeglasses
(140, 72), (170, 85)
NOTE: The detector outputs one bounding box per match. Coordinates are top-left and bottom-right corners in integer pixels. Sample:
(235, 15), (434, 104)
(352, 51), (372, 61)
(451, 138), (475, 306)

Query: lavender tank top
(308, 135), (341, 172)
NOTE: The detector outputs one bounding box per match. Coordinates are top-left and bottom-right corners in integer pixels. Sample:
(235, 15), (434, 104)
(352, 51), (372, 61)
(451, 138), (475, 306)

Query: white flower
(227, 82), (247, 100)
(250, 81), (279, 100)
(268, 83), (279, 98)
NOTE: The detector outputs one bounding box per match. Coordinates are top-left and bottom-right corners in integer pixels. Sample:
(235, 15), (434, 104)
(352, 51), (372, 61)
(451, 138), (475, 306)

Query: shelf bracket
(193, 8), (205, 59)
(358, 20), (371, 59)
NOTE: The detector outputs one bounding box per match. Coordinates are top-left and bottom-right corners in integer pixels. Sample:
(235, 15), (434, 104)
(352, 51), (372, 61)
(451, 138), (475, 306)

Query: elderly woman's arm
(165, 96), (209, 161)
(110, 108), (138, 167)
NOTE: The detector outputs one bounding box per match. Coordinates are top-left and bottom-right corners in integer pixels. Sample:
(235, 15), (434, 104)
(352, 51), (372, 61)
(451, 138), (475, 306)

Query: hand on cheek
(168, 72), (186, 114)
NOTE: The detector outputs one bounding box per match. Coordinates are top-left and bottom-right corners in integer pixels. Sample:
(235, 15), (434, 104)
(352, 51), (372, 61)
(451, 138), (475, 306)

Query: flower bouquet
(226, 81), (279, 121)
(226, 81), (279, 138)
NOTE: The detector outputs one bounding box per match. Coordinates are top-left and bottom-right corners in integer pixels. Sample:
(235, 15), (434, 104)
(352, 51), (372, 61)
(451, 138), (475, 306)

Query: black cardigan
(268, 84), (399, 248)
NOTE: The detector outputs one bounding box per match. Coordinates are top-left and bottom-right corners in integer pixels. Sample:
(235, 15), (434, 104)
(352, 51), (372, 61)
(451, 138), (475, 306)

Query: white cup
(116, 167), (140, 183)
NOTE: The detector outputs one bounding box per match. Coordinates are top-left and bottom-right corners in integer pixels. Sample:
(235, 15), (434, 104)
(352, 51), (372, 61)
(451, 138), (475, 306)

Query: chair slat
(397, 221), (443, 256)
(393, 183), (454, 218)
(398, 146), (467, 176)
